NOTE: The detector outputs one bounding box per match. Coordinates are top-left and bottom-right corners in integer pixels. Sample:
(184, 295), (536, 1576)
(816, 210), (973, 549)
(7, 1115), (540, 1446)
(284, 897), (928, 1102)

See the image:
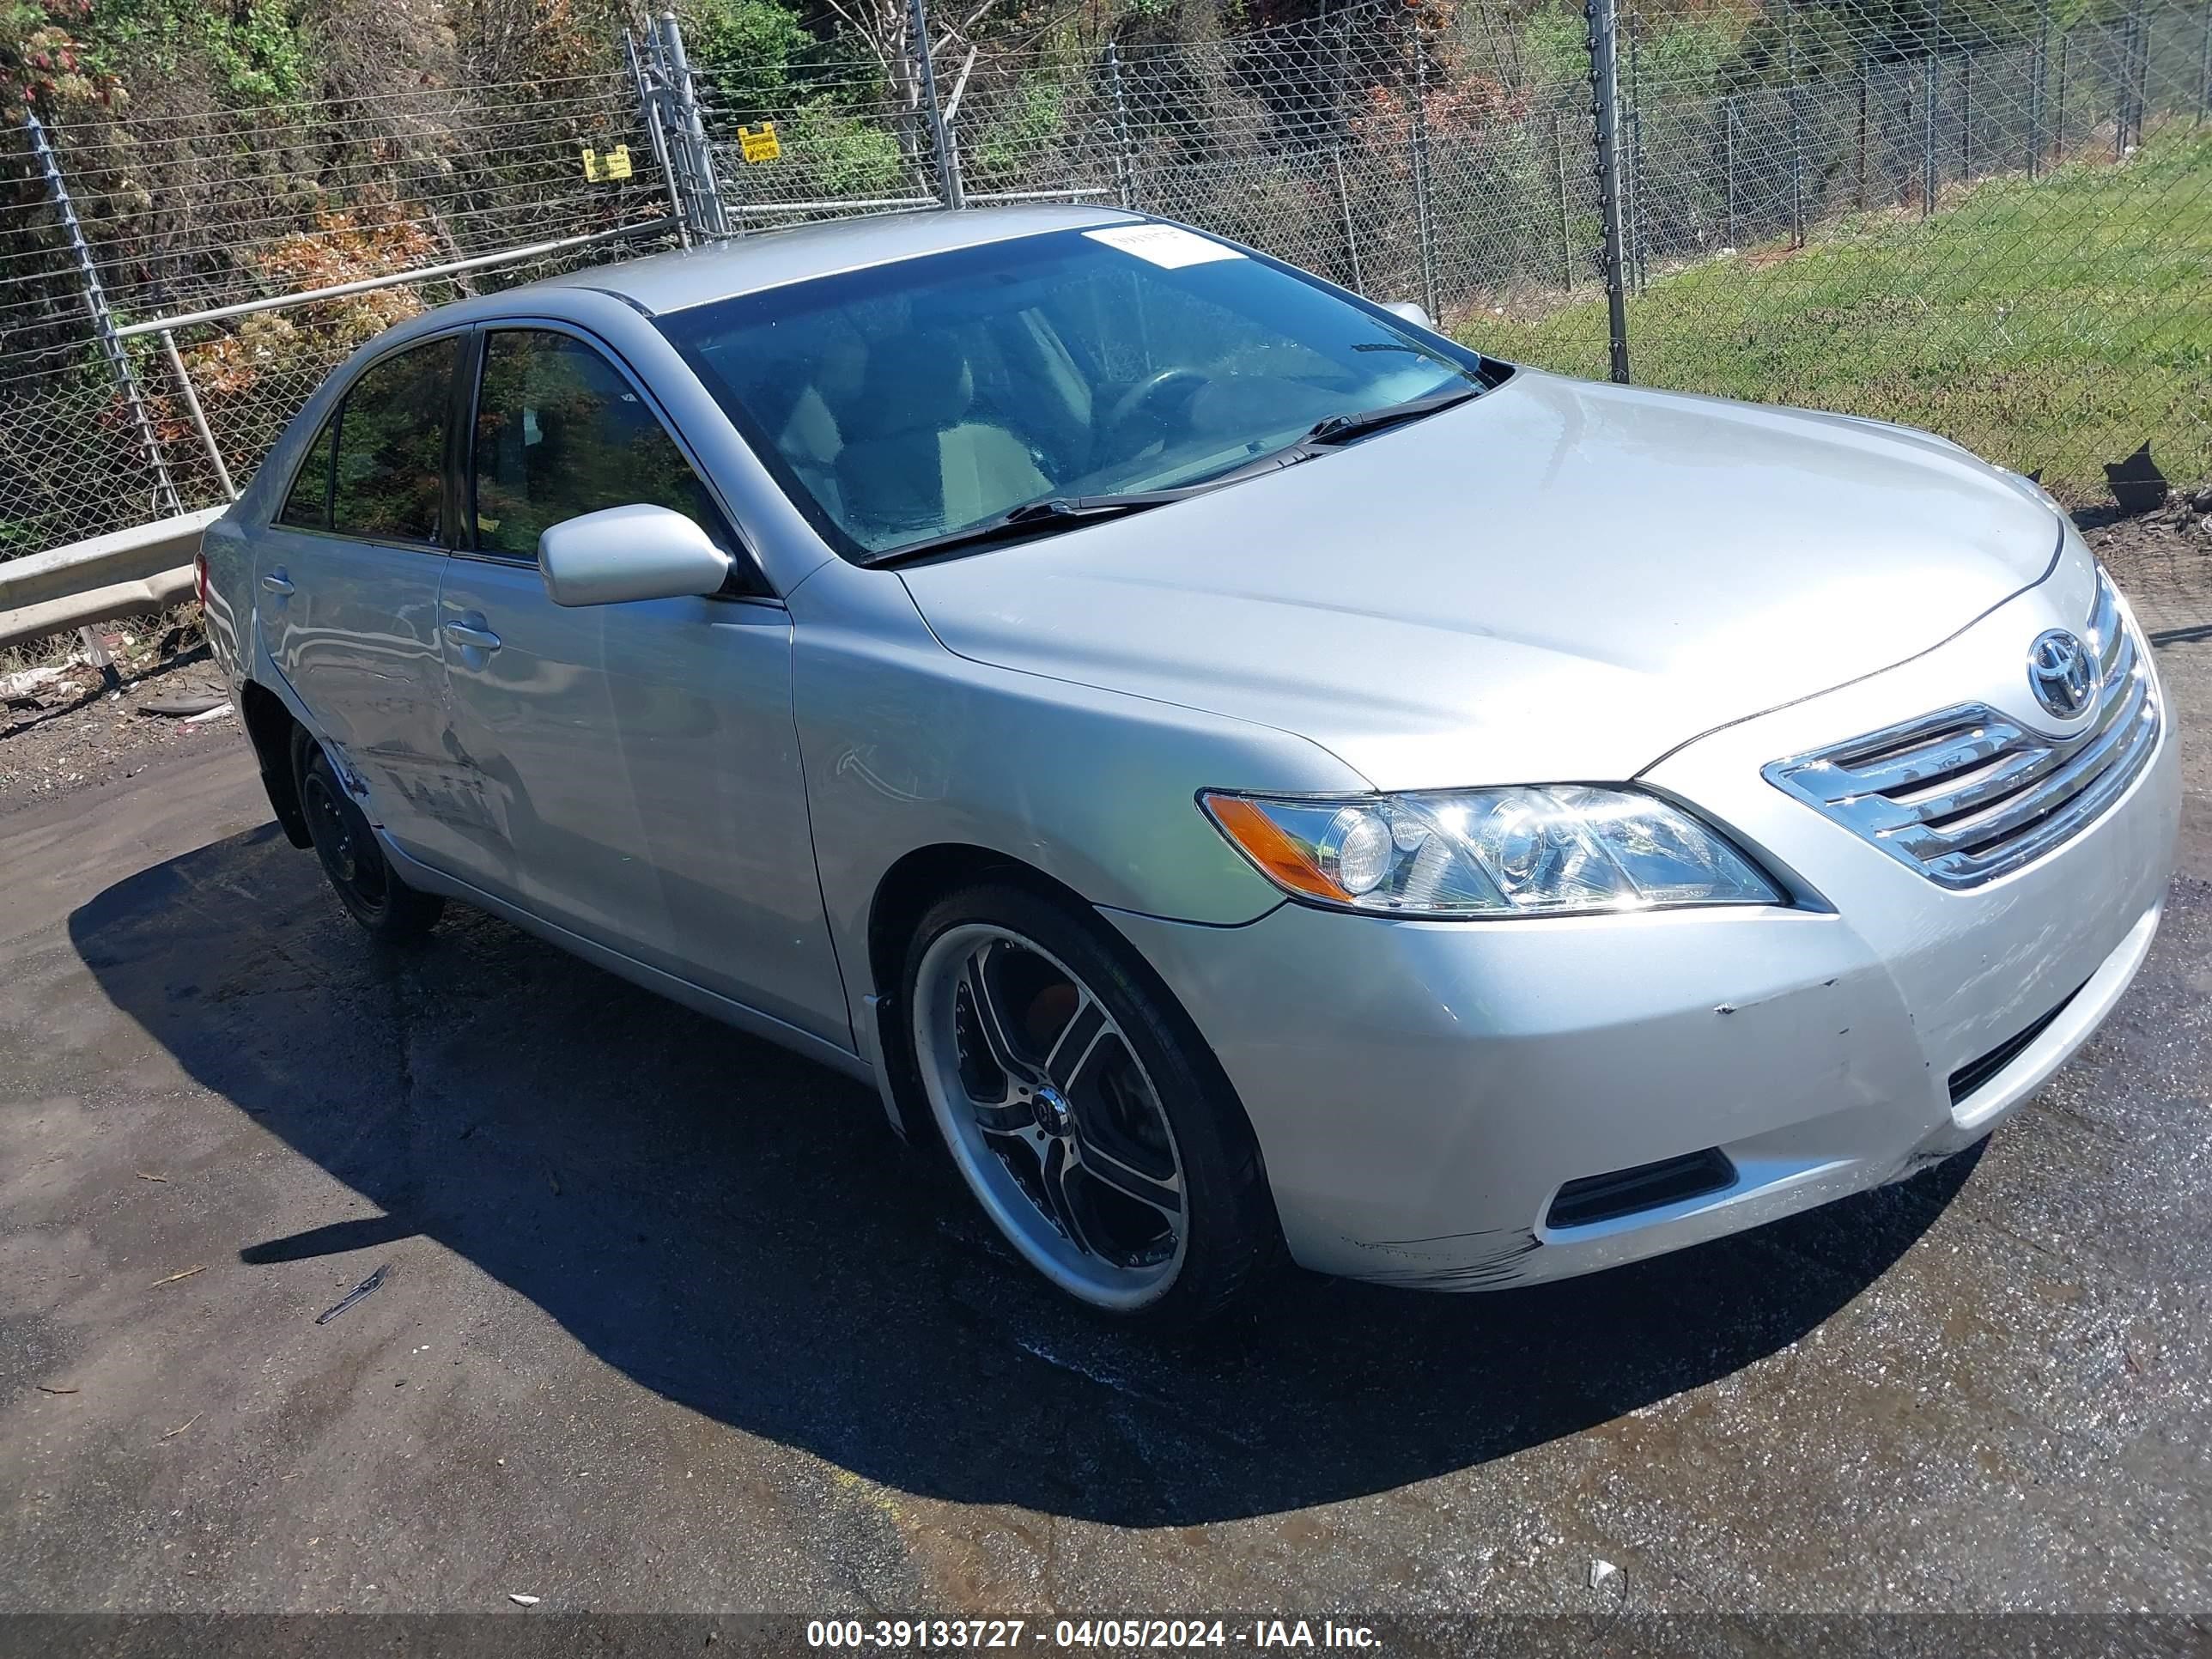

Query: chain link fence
(684, 0), (2208, 498)
(1, 66), (665, 557)
(4, 0), (2209, 574)
(688, 1), (1599, 318)
(1509, 0), (2212, 492)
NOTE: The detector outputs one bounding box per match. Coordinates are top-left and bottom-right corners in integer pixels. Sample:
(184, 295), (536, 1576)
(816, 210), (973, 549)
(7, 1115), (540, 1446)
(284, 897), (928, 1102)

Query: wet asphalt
(2, 563), (2208, 1616)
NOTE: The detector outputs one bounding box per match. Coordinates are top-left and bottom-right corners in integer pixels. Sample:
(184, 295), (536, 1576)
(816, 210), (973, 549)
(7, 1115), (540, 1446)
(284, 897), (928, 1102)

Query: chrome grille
(1764, 571), (2160, 889)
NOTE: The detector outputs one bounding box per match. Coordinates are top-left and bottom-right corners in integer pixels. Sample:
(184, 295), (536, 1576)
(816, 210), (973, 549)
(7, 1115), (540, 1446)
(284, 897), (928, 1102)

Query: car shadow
(70, 819), (1975, 1528)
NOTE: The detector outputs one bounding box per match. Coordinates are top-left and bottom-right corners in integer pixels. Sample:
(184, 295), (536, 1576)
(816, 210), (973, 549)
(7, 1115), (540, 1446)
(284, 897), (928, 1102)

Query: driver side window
(471, 329), (731, 561)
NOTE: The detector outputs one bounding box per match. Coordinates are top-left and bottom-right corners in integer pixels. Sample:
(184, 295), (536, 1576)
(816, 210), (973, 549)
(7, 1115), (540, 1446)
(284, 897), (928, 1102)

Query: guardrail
(0, 506), (226, 652)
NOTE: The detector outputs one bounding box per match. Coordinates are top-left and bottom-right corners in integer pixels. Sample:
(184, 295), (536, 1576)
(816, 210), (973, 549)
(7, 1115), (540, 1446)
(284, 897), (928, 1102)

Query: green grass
(1459, 126), (2212, 501)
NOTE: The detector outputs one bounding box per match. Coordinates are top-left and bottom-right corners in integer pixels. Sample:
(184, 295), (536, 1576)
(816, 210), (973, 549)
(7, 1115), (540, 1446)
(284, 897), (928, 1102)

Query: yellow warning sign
(738, 122), (781, 164)
(580, 143), (635, 182)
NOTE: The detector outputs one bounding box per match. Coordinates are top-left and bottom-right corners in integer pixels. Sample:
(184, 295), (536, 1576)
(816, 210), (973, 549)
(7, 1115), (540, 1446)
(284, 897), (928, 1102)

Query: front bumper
(1107, 580), (2180, 1291)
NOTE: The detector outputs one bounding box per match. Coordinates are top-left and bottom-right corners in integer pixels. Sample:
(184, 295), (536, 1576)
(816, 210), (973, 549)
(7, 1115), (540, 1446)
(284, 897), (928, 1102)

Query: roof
(526, 204), (1142, 315)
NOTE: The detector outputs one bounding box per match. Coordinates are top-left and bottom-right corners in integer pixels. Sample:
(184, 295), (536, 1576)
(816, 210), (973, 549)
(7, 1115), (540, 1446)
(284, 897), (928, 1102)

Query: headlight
(1200, 786), (1782, 917)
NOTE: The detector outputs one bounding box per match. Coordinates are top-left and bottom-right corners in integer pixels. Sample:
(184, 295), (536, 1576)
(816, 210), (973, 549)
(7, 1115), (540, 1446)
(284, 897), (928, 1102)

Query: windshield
(656, 224), (1496, 561)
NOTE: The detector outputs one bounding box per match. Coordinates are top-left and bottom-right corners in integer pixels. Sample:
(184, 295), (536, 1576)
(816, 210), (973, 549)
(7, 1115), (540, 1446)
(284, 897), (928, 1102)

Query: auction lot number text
(808, 1621), (1379, 1650)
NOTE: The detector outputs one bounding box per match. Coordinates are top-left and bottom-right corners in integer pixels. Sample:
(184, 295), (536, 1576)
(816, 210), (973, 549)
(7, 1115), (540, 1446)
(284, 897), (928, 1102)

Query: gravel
(0, 641), (236, 815)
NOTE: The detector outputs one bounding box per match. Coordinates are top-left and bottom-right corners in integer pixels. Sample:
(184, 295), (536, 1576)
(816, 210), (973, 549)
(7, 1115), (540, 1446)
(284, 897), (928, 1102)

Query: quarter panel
(257, 527), (455, 849)
(198, 513), (252, 699)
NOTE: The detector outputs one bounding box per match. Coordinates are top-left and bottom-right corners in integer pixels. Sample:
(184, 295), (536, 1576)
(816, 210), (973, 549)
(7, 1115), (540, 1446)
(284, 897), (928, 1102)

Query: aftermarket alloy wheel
(904, 882), (1278, 1327)
(296, 744), (444, 942)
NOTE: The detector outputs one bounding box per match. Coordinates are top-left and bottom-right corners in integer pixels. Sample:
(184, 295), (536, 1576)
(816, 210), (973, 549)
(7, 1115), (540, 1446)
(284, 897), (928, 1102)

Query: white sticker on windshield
(1082, 224), (1245, 270)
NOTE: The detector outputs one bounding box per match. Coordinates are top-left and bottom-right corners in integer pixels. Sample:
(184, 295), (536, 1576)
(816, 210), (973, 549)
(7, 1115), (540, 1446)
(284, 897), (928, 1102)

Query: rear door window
(330, 336), (459, 544)
(277, 416), (336, 531)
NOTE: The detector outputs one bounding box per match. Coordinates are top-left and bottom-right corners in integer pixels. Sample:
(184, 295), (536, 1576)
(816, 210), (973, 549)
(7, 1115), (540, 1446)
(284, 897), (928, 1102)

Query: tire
(902, 879), (1279, 1330)
(295, 741), (444, 943)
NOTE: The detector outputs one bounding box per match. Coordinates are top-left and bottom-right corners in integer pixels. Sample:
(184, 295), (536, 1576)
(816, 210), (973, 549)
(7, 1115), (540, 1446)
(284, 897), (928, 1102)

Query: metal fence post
(2200, 0), (2211, 123)
(2125, 0), (2148, 151)
(2111, 4), (2126, 158)
(642, 21), (693, 230)
(1856, 54), (1870, 209)
(1725, 94), (1739, 247)
(1106, 43), (1137, 210)
(2030, 2), (2048, 175)
(1409, 23), (1439, 319)
(1786, 0), (1806, 248)
(1588, 0), (1632, 382)
(1626, 22), (1644, 289)
(1335, 148), (1364, 294)
(1922, 0), (1942, 216)
(23, 112), (181, 520)
(1331, 13), (1360, 291)
(657, 14), (731, 236)
(909, 0), (964, 209)
(1554, 110), (1576, 289)
(157, 330), (236, 501)
(1959, 49), (1972, 179)
(627, 27), (692, 246)
(2056, 32), (2069, 161)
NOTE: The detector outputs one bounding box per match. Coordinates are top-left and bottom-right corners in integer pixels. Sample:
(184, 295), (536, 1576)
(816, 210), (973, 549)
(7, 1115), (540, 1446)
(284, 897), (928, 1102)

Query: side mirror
(1380, 300), (1433, 329)
(538, 504), (733, 607)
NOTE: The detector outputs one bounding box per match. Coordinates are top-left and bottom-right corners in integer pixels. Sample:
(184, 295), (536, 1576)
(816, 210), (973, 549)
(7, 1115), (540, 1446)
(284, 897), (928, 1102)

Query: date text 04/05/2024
(804, 1619), (1382, 1649)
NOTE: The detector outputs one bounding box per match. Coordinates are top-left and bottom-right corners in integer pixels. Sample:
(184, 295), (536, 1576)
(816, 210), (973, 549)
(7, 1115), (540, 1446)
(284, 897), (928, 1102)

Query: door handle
(260, 570), (294, 596)
(442, 619), (502, 653)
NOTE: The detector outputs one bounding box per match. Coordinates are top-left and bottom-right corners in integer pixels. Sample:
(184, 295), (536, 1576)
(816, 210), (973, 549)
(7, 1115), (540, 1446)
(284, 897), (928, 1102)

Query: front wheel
(903, 882), (1279, 1329)
(296, 744), (444, 943)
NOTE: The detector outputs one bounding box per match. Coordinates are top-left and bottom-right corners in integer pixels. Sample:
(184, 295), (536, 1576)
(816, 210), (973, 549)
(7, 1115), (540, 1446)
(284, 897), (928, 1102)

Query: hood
(897, 371), (2063, 788)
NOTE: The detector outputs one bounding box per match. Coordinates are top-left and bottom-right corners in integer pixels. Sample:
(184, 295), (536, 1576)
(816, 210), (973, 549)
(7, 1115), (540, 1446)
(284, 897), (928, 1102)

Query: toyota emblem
(2027, 629), (2096, 720)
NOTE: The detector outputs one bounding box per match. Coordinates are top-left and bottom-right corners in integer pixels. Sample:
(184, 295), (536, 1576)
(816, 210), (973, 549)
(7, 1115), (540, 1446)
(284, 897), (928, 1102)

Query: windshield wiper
(860, 437), (1348, 566)
(861, 489), (1198, 567)
(1302, 384), (1483, 447)
(860, 389), (1477, 567)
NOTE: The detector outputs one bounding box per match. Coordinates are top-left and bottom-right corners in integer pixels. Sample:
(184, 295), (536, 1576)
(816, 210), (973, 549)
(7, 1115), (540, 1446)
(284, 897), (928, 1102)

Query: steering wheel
(1103, 368), (1206, 441)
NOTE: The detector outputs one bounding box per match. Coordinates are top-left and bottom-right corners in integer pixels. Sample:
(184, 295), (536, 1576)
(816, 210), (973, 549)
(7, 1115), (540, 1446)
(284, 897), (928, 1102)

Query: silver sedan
(199, 205), (2179, 1328)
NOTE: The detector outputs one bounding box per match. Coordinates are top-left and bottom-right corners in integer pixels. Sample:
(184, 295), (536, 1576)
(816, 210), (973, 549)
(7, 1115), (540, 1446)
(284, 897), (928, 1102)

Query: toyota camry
(198, 206), (2179, 1328)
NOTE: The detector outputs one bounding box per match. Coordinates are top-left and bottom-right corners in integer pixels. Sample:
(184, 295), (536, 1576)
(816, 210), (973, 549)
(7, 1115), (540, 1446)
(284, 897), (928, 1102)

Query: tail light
(193, 550), (210, 609)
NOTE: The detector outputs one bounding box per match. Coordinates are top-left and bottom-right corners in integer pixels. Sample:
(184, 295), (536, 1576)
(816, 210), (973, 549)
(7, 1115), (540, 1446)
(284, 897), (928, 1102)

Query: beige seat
(939, 421), (1049, 528)
(836, 331), (1048, 544)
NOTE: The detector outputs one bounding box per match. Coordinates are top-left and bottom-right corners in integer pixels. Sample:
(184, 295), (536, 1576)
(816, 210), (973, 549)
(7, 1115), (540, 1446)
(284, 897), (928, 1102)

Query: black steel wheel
(296, 744), (443, 942)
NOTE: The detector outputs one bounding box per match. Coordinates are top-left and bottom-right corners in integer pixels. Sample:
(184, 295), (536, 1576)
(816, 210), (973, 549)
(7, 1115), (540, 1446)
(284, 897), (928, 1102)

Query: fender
(785, 556), (1367, 1044)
